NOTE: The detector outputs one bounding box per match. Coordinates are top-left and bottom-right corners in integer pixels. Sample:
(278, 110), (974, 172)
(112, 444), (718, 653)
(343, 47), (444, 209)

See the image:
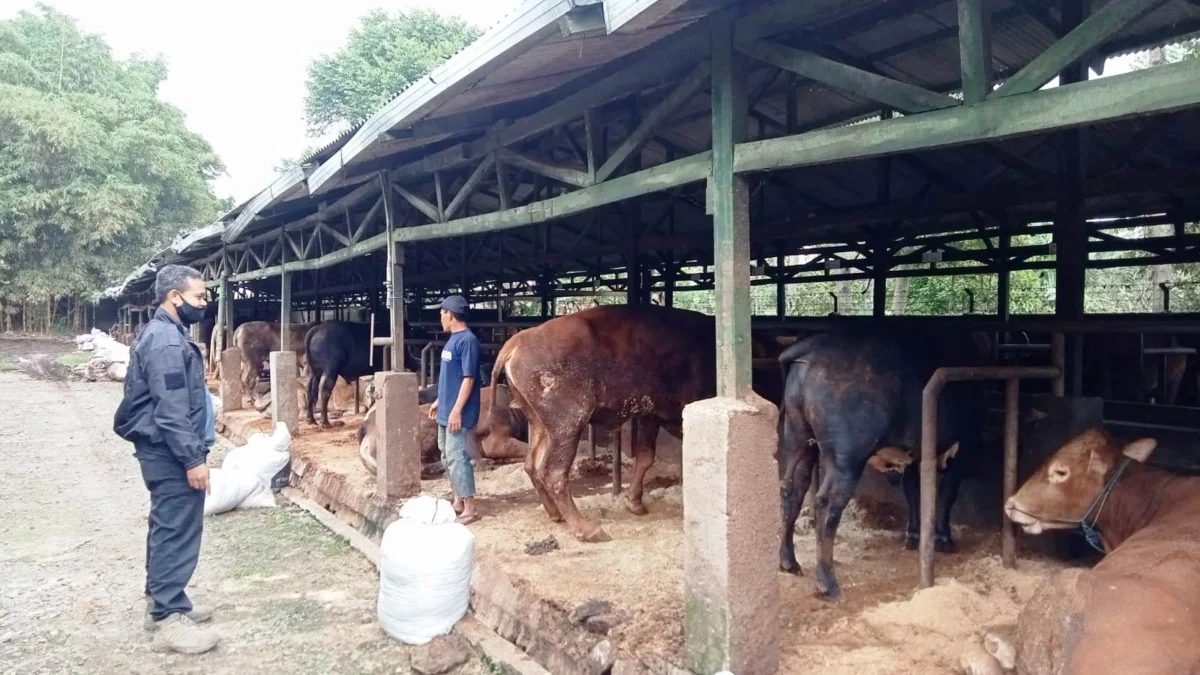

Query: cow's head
(1004, 428), (1157, 534)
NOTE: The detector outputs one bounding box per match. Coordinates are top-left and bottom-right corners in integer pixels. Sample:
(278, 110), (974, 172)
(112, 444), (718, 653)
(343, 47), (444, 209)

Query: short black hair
(449, 310), (467, 323)
(154, 264), (203, 305)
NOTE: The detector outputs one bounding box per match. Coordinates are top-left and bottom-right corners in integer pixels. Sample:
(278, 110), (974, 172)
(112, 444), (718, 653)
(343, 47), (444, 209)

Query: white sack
(211, 392), (223, 418)
(223, 422), (291, 486)
(236, 482), (277, 510)
(105, 362), (127, 382)
(377, 497), (475, 645)
(203, 468), (264, 516)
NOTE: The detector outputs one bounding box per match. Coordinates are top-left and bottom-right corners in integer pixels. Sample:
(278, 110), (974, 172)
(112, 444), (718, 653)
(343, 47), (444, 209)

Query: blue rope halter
(1078, 457), (1130, 554)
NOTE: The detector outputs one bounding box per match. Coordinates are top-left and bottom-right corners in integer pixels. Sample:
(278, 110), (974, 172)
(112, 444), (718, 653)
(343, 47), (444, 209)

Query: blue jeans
(438, 425), (476, 499)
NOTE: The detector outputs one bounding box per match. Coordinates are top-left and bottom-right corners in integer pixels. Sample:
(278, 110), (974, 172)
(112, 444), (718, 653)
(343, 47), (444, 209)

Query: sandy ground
(0, 357), (493, 674)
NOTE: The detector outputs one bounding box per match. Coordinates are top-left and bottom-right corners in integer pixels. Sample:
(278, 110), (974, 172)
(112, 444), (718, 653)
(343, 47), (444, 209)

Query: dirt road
(0, 365), (488, 674)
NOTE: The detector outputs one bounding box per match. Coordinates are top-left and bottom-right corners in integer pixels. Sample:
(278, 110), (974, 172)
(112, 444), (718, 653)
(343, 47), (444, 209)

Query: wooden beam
(595, 61), (711, 183)
(711, 14), (752, 400)
(734, 0), (846, 44)
(496, 148), (591, 188)
(393, 183), (442, 223)
(957, 0), (994, 105)
(227, 153), (710, 282)
(740, 39), (960, 114)
(495, 153), (512, 210)
(734, 56), (1200, 174)
(445, 155), (496, 220)
(990, 0), (1168, 98)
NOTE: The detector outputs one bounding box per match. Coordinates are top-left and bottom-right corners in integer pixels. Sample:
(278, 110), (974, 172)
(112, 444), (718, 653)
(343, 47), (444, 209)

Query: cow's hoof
(579, 527), (612, 543)
(935, 536), (958, 554)
(780, 560), (803, 576)
(815, 566), (843, 603)
(904, 533), (919, 550)
(625, 498), (648, 516)
(319, 422), (333, 430)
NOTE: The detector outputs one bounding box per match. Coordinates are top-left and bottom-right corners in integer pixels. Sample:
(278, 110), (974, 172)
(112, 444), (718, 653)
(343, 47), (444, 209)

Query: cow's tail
(487, 337), (528, 445)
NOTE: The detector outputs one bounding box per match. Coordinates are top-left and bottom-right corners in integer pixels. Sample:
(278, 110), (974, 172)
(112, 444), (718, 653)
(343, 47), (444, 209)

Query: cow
(776, 329), (989, 601)
(357, 384), (529, 476)
(304, 321), (380, 428)
(489, 304), (717, 542)
(997, 428), (1200, 674)
(232, 320), (314, 393)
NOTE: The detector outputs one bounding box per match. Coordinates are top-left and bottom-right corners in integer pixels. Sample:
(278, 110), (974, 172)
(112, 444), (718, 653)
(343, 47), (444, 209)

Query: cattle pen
(102, 1), (1200, 672)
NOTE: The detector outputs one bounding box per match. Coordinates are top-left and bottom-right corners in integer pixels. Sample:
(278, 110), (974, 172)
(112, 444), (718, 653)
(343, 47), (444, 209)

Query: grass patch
(56, 352), (90, 367)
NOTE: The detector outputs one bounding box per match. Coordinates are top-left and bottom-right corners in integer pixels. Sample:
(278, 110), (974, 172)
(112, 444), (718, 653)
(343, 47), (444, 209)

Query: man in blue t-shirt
(428, 294), (482, 524)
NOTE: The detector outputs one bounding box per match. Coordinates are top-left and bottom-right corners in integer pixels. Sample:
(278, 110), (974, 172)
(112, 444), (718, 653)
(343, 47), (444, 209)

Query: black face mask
(175, 298), (206, 327)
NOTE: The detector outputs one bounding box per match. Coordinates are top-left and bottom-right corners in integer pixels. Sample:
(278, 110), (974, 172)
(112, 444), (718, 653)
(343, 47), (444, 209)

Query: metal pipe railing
(919, 365), (1062, 589)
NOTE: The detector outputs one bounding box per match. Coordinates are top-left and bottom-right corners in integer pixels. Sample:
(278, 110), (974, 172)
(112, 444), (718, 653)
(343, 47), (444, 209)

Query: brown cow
(233, 321), (313, 392)
(1001, 428), (1200, 674)
(357, 384), (528, 475)
(489, 304), (716, 542)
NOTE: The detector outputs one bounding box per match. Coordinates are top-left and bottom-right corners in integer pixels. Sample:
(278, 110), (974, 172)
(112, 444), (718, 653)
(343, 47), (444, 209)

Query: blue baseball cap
(439, 295), (469, 315)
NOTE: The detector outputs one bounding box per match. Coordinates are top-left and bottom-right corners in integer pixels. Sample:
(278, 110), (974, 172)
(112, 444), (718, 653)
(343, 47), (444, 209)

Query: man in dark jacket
(113, 264), (220, 654)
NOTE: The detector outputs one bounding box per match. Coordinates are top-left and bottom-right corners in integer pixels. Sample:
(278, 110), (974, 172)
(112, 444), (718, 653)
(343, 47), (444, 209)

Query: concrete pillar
(220, 348), (244, 412)
(269, 350), (298, 435)
(376, 371), (421, 499)
(683, 394), (780, 675)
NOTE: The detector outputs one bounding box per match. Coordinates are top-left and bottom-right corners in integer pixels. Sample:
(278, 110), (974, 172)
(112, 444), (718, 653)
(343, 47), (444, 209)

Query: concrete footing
(220, 348), (244, 412)
(376, 371), (421, 499)
(269, 350), (298, 434)
(682, 394), (780, 675)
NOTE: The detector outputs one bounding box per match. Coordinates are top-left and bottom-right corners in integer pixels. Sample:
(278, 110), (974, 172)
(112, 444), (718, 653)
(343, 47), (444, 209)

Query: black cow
(776, 329), (988, 601)
(305, 322), (380, 428)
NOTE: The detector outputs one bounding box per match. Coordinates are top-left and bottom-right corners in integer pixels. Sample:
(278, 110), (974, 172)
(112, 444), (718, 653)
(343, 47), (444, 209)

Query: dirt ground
(0, 345), (494, 674)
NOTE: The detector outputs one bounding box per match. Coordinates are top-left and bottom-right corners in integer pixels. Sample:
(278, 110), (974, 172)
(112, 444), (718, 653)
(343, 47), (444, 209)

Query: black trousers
(136, 449), (205, 622)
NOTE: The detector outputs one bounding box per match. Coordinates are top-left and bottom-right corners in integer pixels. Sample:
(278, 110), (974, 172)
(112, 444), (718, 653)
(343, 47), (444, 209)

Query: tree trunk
(891, 277), (911, 315)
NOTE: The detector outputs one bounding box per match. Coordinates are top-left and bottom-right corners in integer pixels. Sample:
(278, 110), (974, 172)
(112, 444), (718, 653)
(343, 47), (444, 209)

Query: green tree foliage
(0, 5), (224, 327)
(303, 9), (481, 137)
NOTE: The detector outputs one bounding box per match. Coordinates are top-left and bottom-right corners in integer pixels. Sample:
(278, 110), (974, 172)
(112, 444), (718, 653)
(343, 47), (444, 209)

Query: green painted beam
(595, 60), (711, 183)
(444, 155), (496, 220)
(496, 148), (591, 188)
(990, 0), (1168, 98)
(740, 39), (960, 114)
(735, 55), (1200, 174)
(709, 15), (753, 401)
(957, 0), (994, 105)
(734, 0), (847, 44)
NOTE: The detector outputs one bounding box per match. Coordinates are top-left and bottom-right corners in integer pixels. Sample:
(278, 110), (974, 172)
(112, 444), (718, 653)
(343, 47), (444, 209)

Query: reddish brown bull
(489, 304), (716, 542)
(232, 320), (313, 392)
(1002, 428), (1200, 674)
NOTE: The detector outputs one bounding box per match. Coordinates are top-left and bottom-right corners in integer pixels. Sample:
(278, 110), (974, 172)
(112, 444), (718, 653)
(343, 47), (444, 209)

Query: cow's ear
(1122, 437), (1157, 463)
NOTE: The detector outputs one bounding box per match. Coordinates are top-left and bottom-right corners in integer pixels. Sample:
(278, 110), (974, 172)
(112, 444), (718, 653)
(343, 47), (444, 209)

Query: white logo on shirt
(441, 349), (453, 362)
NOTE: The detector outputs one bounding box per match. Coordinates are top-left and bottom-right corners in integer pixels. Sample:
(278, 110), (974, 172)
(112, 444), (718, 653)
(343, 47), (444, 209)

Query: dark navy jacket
(113, 308), (209, 470)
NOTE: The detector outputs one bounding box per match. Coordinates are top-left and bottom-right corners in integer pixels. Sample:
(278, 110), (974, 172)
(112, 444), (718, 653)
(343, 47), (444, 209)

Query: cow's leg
(813, 450), (862, 602)
(902, 463), (920, 550)
(934, 468), (962, 553)
(625, 418), (661, 516)
(777, 409), (817, 575)
(540, 427), (606, 542)
(305, 368), (322, 425)
(317, 372), (340, 428)
(523, 425), (562, 522)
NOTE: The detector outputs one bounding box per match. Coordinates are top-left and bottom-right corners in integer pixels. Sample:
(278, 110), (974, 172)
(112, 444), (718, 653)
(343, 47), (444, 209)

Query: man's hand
(186, 463), (210, 492)
(428, 401), (438, 420)
(448, 408), (463, 433)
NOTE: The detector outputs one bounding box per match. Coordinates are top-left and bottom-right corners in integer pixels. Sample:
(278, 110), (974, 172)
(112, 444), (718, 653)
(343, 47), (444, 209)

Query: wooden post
(776, 241), (787, 318)
(998, 227), (1012, 322)
(710, 14), (752, 399)
(957, 0), (994, 105)
(1056, 0), (1087, 397)
(381, 171), (405, 372)
(279, 269), (291, 346)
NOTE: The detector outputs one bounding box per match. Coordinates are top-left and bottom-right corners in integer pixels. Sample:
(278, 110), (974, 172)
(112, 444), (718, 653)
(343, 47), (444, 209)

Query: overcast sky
(0, 0), (520, 205)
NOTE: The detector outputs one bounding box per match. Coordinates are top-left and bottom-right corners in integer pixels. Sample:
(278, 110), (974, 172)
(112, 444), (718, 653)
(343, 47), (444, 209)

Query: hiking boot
(150, 613), (221, 655)
(144, 596), (215, 631)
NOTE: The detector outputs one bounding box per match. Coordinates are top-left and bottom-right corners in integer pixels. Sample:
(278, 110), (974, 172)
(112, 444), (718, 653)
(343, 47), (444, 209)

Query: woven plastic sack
(377, 496), (474, 644)
(224, 423), (291, 486)
(203, 468), (264, 516)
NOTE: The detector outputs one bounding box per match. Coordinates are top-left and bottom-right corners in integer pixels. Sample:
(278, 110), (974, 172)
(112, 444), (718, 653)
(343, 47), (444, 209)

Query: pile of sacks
(204, 422), (292, 517)
(73, 328), (130, 382)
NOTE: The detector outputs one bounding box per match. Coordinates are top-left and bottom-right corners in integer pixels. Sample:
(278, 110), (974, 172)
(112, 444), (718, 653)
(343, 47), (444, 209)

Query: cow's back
(502, 305), (715, 426)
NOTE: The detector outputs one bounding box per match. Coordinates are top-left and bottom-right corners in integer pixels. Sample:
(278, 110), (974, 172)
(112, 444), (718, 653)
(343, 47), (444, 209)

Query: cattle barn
(105, 1), (1200, 672)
